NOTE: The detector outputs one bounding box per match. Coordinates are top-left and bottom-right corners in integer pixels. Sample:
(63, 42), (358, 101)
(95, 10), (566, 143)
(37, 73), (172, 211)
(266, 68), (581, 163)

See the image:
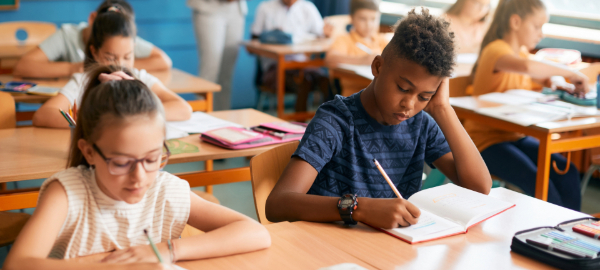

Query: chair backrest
(0, 92), (16, 129)
(249, 141), (300, 225)
(0, 21), (56, 47)
(449, 75), (471, 97)
(325, 15), (351, 39)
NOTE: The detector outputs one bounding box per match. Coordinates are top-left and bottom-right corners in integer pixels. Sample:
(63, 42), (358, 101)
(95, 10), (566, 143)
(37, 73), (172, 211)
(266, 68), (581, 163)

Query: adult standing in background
(188, 0), (247, 110)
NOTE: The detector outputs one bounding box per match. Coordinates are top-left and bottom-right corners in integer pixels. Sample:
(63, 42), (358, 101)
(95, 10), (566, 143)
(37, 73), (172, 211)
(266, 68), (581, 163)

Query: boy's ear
(88, 11), (97, 26)
(371, 55), (383, 78)
(78, 139), (95, 166)
(509, 14), (522, 31)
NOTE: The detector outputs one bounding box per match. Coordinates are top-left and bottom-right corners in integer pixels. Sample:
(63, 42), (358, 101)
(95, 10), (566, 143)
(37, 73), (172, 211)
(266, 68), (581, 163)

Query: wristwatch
(337, 194), (358, 225)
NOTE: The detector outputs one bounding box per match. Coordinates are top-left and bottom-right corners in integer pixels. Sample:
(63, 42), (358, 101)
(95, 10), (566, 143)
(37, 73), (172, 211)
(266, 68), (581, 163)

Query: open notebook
(378, 184), (514, 244)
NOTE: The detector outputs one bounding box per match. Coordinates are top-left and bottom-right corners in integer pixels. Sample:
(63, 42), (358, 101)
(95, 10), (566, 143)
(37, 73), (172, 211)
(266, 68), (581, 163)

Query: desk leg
(205, 92), (213, 112)
(205, 160), (214, 194)
(277, 55), (285, 118)
(536, 134), (552, 201)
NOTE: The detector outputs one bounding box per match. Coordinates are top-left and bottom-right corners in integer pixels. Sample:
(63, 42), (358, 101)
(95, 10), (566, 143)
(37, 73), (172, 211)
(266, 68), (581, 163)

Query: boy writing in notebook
(13, 0), (171, 79)
(266, 9), (492, 229)
(326, 0), (390, 96)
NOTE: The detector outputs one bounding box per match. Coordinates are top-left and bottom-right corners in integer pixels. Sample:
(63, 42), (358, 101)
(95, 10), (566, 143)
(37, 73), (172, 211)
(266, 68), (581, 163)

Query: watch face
(340, 197), (353, 208)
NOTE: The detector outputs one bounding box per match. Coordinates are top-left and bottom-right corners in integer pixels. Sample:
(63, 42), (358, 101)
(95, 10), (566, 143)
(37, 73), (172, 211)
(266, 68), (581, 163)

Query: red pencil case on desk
(200, 125), (304, 150)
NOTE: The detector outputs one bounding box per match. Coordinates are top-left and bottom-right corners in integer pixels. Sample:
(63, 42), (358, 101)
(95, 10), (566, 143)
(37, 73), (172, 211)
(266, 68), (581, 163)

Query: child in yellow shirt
(467, 0), (590, 211)
(326, 0), (389, 96)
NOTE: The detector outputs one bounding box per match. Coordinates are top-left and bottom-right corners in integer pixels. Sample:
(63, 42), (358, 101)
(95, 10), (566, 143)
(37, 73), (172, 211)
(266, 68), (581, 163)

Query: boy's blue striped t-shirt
(293, 91), (451, 199)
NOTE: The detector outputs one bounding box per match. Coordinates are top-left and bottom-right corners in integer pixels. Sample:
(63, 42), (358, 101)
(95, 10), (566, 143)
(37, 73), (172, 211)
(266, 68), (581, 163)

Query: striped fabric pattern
(39, 166), (191, 259)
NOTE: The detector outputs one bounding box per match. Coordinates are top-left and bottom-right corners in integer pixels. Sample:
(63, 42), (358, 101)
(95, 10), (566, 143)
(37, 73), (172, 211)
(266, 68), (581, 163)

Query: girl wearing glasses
(5, 65), (271, 270)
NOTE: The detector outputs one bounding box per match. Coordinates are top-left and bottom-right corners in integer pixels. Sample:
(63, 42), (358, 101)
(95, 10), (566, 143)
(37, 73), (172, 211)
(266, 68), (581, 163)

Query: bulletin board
(0, 0), (19, 10)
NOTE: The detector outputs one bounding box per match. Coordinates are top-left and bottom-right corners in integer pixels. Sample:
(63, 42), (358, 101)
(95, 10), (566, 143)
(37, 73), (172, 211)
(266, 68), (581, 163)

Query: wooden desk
(2, 68), (221, 104)
(451, 96), (600, 201)
(294, 188), (589, 270)
(244, 39), (332, 121)
(0, 109), (284, 211)
(72, 222), (374, 270)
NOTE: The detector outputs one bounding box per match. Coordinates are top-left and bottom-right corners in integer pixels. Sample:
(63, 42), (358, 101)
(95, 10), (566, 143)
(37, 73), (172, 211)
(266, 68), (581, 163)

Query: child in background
(266, 9), (492, 229)
(325, 0), (389, 96)
(467, 0), (589, 211)
(444, 0), (491, 54)
(13, 0), (171, 79)
(251, 0), (333, 112)
(32, 5), (191, 128)
(4, 65), (270, 270)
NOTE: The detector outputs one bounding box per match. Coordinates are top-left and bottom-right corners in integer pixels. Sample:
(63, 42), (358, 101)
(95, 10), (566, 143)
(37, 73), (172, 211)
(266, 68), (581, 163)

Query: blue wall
(0, 0), (273, 109)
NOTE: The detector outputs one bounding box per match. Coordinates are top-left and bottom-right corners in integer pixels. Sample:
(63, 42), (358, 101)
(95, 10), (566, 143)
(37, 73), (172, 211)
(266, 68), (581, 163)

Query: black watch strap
(338, 194), (358, 225)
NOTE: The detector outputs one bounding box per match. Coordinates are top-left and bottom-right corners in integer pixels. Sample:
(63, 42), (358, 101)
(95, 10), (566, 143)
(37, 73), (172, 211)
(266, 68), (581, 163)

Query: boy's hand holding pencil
(348, 159), (421, 229)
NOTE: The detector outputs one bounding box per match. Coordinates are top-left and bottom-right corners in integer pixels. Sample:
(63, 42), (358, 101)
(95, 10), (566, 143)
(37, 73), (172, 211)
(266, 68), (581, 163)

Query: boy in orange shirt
(326, 0), (390, 96)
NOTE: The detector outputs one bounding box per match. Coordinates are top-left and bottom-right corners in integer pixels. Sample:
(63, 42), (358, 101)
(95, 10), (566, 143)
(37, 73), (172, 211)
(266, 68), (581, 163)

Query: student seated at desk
(467, 0), (589, 210)
(251, 0), (333, 112)
(444, 0), (491, 54)
(4, 66), (270, 270)
(325, 0), (389, 96)
(32, 7), (191, 128)
(13, 0), (171, 79)
(265, 9), (492, 229)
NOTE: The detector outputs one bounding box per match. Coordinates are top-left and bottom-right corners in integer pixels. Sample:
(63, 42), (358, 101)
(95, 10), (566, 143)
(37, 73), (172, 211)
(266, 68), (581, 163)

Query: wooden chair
(249, 141), (300, 225)
(449, 75), (471, 97)
(0, 21), (56, 73)
(0, 92), (31, 247)
(324, 14), (351, 38)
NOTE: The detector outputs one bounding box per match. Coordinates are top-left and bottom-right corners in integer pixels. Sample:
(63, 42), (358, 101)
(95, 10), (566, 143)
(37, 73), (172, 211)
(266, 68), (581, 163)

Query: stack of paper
(165, 112), (242, 140)
(337, 64), (374, 80)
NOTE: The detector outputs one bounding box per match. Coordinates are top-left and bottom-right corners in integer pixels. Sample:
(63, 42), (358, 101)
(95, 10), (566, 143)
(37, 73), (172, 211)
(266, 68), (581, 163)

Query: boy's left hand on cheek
(101, 244), (168, 264)
(424, 77), (451, 115)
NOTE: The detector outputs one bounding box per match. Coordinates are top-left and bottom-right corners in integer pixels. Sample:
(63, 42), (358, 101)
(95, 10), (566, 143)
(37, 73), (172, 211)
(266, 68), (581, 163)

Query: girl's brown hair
(471, 0), (545, 79)
(446, 0), (489, 23)
(67, 65), (164, 168)
(83, 4), (136, 69)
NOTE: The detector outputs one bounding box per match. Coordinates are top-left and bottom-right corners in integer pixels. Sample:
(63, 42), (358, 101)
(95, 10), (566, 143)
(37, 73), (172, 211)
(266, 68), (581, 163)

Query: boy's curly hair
(383, 8), (455, 77)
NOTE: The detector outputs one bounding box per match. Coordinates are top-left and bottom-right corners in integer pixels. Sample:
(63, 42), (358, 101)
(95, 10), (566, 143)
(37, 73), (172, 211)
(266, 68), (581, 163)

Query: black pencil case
(511, 217), (600, 270)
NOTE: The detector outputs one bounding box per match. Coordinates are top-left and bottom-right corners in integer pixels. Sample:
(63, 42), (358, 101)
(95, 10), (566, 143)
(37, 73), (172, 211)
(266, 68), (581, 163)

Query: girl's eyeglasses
(92, 142), (171, 176)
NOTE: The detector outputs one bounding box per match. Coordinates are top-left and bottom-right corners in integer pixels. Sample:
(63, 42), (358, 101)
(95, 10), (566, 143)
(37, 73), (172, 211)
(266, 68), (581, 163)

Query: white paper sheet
(166, 112), (243, 134)
(337, 64), (374, 80)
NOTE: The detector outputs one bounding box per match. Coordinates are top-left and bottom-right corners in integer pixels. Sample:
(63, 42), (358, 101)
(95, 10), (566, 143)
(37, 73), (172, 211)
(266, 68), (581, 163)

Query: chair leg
(581, 164), (600, 196)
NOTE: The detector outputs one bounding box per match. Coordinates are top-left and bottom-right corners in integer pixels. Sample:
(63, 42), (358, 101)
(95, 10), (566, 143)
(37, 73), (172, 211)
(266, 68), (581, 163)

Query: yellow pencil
(373, 159), (404, 199)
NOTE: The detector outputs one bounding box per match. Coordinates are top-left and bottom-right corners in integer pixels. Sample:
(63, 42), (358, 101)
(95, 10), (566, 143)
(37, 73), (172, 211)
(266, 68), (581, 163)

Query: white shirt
(39, 22), (154, 63)
(40, 166), (191, 259)
(251, 0), (324, 70)
(60, 68), (160, 106)
(251, 0), (324, 43)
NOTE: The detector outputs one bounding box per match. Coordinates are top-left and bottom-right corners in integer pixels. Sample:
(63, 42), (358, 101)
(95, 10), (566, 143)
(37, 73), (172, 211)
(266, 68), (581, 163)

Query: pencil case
(542, 87), (596, 106)
(200, 125), (303, 150)
(511, 217), (600, 270)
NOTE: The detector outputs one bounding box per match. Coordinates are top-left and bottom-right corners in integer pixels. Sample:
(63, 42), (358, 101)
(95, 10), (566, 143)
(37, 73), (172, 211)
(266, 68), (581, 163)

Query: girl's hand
(99, 71), (134, 83)
(567, 72), (590, 98)
(424, 77), (451, 115)
(101, 244), (168, 264)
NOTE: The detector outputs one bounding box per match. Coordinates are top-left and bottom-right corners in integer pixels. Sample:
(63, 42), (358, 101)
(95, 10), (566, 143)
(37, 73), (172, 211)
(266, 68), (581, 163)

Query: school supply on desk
(1, 81), (36, 93)
(511, 217), (600, 270)
(373, 159), (403, 199)
(455, 90), (599, 126)
(533, 48), (582, 65)
(337, 64), (374, 80)
(143, 229), (163, 263)
(259, 29), (293, 44)
(201, 122), (305, 150)
(376, 183), (514, 244)
(59, 109), (76, 126)
(166, 112), (243, 134)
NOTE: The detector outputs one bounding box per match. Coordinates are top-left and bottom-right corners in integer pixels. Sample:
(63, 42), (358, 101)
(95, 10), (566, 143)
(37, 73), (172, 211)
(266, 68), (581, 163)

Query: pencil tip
(143, 229), (148, 234)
